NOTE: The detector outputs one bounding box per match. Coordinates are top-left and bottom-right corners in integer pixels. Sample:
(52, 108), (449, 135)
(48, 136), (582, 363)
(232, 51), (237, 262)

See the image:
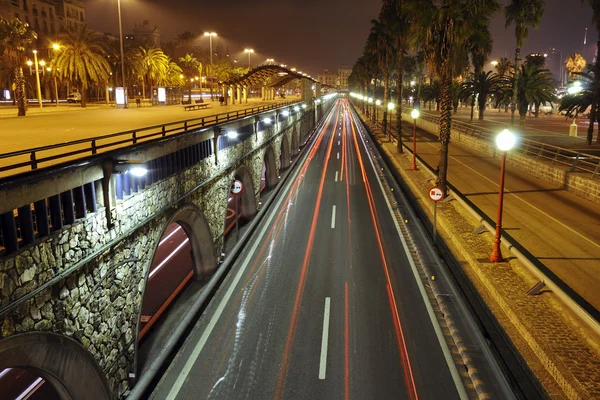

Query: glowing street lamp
(491, 60), (499, 67)
(244, 48), (254, 69)
(489, 129), (516, 263)
(410, 109), (420, 170)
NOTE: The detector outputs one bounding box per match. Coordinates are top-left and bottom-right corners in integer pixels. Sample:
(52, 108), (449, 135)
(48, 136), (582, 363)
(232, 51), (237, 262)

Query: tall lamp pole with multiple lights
(489, 129), (516, 263)
(244, 48), (254, 69)
(204, 32), (217, 100)
(117, 0), (128, 108)
(411, 109), (419, 170)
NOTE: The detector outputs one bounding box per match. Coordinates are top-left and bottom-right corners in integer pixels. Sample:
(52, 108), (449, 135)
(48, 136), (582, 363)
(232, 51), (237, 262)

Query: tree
(54, 27), (111, 108)
(515, 64), (557, 126)
(565, 53), (586, 78)
(558, 70), (594, 118)
(460, 71), (504, 120)
(505, 0), (545, 126)
(495, 57), (513, 77)
(131, 46), (170, 99)
(0, 17), (37, 116)
(179, 53), (202, 101)
(407, 0), (500, 195)
(524, 53), (546, 70)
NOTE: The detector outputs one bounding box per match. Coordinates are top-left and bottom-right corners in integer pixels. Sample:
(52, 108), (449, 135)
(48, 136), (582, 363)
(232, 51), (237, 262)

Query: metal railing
(0, 100), (299, 177)
(416, 111), (600, 179)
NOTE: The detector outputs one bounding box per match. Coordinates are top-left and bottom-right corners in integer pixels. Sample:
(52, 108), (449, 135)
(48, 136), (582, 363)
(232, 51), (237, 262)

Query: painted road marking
(337, 152), (340, 160)
(331, 205), (337, 229)
(319, 297), (332, 380)
(338, 140), (341, 145)
(335, 171), (339, 182)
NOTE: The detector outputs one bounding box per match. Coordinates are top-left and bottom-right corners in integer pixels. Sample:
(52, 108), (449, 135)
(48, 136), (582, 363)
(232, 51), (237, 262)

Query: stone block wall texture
(410, 115), (600, 205)
(0, 109), (315, 397)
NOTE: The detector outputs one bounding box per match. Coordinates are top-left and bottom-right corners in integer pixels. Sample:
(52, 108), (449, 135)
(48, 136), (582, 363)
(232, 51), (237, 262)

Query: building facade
(0, 0), (85, 38)
(337, 65), (351, 91)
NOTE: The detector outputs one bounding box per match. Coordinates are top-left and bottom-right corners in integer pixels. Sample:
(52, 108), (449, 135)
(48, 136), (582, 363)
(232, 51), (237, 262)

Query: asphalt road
(150, 99), (466, 400)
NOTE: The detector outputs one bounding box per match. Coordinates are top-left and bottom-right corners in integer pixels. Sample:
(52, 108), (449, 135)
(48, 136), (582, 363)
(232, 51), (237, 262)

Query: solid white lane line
(319, 297), (332, 380)
(335, 171), (339, 182)
(331, 205), (337, 229)
(337, 152), (340, 160)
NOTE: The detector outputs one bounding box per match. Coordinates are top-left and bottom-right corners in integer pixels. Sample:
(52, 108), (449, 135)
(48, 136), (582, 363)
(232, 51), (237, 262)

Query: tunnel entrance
(138, 222), (194, 342)
(0, 368), (60, 400)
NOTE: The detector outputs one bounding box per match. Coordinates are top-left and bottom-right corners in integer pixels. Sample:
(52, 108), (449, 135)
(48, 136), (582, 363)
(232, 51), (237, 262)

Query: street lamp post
(204, 32), (217, 100)
(375, 99), (381, 125)
(244, 48), (254, 69)
(411, 109), (419, 170)
(387, 102), (394, 139)
(489, 129), (516, 263)
(117, 0), (128, 108)
(32, 50), (43, 108)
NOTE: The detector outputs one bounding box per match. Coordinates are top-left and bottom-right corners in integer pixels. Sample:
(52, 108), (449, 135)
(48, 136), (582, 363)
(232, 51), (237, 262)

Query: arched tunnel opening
(0, 367), (60, 400)
(136, 222), (195, 374)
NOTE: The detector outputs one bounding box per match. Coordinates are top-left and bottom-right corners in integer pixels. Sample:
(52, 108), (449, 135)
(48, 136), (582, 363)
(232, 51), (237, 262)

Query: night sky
(85, 0), (597, 76)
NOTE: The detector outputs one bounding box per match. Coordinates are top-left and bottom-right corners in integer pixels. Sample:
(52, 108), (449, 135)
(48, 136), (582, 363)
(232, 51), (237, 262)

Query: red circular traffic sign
(231, 179), (244, 195)
(428, 186), (444, 202)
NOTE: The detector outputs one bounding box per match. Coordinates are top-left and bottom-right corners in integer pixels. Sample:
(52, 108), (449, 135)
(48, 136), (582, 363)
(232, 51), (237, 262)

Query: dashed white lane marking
(337, 152), (340, 160)
(331, 205), (337, 229)
(335, 171), (339, 182)
(319, 297), (332, 380)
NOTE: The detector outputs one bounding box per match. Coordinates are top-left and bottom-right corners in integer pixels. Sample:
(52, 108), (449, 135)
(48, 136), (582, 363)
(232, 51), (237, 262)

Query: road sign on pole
(231, 179), (243, 241)
(231, 179), (243, 195)
(428, 186), (444, 242)
(428, 186), (444, 202)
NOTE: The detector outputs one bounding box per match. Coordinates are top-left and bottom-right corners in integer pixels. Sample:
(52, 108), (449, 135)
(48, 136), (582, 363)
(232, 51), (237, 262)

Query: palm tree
(558, 70), (594, 118)
(54, 27), (110, 108)
(179, 53), (202, 102)
(407, 0), (499, 195)
(565, 53), (587, 79)
(0, 17), (37, 116)
(516, 64), (557, 127)
(505, 0), (545, 126)
(461, 71), (506, 120)
(495, 57), (513, 77)
(131, 46), (169, 99)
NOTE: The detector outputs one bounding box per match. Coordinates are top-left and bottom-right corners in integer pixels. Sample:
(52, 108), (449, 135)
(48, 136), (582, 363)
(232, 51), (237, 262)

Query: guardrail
(0, 100), (299, 177)
(416, 111), (600, 180)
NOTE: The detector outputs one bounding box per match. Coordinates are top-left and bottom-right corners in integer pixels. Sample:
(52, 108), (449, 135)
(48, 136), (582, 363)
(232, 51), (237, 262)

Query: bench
(182, 99), (209, 111)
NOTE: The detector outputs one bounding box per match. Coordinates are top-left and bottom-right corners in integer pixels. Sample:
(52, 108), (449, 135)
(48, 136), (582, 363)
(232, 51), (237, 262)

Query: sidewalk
(356, 107), (600, 400)
(0, 97), (300, 178)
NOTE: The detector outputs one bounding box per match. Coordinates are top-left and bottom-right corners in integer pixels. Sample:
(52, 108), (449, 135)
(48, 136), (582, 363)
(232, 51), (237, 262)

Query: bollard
(569, 121), (578, 137)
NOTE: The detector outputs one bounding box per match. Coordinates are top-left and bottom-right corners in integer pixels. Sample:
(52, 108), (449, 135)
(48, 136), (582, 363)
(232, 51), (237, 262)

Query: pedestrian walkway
(0, 97), (300, 178)
(354, 105), (600, 400)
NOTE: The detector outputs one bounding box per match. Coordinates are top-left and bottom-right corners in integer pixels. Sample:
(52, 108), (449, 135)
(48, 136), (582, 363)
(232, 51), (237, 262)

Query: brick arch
(233, 165), (257, 220)
(0, 332), (112, 400)
(263, 145), (279, 189)
(280, 134), (290, 170)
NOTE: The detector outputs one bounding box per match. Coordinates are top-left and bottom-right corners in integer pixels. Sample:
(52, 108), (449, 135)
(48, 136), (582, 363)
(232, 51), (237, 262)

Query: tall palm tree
(0, 17), (37, 116)
(516, 64), (557, 126)
(370, 16), (396, 140)
(407, 0), (499, 195)
(131, 46), (169, 99)
(54, 27), (110, 108)
(505, 0), (545, 126)
(179, 53), (202, 101)
(565, 53), (587, 79)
